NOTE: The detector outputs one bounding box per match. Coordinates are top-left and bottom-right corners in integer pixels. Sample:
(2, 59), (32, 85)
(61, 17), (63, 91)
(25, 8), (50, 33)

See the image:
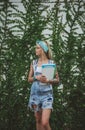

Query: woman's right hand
(36, 75), (48, 83)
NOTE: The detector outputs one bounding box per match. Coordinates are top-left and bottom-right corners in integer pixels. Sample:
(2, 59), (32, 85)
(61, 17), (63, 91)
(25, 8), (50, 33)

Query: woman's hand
(36, 72), (59, 84)
(40, 75), (48, 83)
(48, 72), (59, 84)
(36, 75), (48, 83)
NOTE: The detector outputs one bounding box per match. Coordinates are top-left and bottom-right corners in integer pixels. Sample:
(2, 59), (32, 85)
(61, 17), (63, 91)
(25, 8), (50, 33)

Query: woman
(28, 40), (59, 130)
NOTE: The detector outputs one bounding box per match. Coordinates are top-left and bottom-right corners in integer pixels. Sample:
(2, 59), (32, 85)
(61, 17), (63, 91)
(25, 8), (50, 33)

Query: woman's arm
(38, 72), (59, 84)
(28, 63), (45, 83)
(51, 61), (60, 84)
(28, 63), (34, 82)
(38, 62), (60, 84)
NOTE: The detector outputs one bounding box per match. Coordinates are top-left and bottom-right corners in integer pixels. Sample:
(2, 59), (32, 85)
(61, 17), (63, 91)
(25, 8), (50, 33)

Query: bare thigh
(42, 109), (51, 124)
(34, 111), (42, 122)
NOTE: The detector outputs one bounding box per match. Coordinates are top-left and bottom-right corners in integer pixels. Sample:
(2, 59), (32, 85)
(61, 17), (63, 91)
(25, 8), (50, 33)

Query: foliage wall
(0, 0), (85, 130)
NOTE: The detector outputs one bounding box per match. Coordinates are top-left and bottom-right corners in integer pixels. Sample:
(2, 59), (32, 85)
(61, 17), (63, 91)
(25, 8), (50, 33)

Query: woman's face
(35, 44), (43, 56)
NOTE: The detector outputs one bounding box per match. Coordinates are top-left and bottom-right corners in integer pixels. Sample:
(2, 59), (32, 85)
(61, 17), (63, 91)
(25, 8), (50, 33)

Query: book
(42, 64), (56, 80)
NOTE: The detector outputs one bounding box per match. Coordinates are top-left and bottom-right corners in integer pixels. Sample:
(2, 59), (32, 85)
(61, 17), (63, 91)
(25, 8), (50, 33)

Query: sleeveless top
(32, 59), (54, 75)
(30, 59), (55, 94)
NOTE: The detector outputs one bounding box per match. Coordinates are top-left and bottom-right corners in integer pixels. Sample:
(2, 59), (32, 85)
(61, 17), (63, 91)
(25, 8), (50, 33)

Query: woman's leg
(41, 109), (52, 130)
(35, 110), (45, 130)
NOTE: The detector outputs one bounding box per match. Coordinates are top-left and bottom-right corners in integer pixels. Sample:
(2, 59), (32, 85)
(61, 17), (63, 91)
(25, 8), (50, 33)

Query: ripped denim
(28, 81), (53, 112)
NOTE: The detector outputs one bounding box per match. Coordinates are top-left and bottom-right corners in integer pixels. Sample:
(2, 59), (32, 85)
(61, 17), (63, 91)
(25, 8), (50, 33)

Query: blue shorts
(28, 82), (53, 112)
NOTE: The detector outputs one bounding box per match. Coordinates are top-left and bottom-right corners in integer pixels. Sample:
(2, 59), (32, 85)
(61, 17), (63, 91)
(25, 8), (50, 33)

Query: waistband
(37, 90), (53, 95)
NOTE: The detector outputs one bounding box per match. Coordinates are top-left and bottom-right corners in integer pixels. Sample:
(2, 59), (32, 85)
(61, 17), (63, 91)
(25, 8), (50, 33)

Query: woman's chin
(36, 54), (40, 57)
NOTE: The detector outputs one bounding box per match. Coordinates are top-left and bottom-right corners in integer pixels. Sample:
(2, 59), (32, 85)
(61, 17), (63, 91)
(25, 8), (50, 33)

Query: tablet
(42, 64), (56, 80)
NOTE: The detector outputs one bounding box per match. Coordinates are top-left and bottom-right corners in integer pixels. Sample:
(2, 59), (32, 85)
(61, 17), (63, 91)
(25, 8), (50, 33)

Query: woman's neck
(38, 55), (48, 66)
(38, 55), (48, 61)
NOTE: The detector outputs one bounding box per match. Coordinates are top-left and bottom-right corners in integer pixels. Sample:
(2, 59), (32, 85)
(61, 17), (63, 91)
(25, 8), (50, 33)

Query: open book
(42, 64), (56, 80)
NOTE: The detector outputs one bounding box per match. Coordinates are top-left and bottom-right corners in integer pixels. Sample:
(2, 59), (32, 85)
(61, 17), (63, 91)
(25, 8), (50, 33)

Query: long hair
(44, 41), (53, 59)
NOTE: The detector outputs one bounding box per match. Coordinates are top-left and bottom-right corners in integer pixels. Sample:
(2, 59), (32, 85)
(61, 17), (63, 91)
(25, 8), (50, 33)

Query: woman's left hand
(40, 75), (48, 83)
(48, 72), (59, 84)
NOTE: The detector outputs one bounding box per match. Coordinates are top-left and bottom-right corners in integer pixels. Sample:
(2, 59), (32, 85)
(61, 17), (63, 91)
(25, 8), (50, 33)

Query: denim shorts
(28, 81), (53, 112)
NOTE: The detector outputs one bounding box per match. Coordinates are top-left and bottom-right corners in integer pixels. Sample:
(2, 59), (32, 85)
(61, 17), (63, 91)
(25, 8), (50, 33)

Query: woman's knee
(42, 119), (49, 127)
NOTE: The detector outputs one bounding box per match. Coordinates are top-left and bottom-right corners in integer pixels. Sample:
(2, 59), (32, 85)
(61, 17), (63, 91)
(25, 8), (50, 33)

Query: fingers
(36, 75), (41, 80)
(36, 75), (47, 82)
(40, 75), (47, 83)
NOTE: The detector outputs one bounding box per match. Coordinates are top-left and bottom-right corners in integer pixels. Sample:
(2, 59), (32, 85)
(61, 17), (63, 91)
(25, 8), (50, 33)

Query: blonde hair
(44, 41), (53, 59)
